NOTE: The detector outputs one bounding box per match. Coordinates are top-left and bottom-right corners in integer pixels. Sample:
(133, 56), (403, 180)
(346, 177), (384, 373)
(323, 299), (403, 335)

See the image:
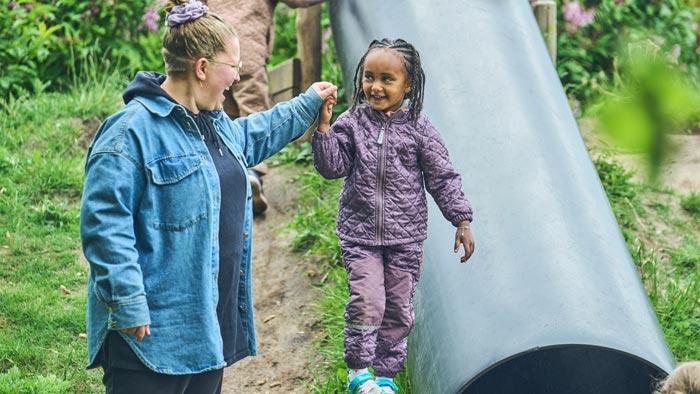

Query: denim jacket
(80, 72), (322, 374)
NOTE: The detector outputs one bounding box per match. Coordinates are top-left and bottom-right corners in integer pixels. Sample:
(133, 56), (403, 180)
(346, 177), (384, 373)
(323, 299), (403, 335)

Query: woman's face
(200, 38), (241, 111)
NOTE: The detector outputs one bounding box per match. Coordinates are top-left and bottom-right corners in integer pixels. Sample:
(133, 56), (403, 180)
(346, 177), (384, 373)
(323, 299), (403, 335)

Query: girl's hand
(318, 94), (336, 132)
(120, 324), (151, 341)
(453, 221), (475, 263)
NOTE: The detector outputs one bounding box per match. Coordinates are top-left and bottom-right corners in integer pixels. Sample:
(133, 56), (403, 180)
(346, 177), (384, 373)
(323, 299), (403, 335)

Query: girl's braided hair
(350, 38), (426, 122)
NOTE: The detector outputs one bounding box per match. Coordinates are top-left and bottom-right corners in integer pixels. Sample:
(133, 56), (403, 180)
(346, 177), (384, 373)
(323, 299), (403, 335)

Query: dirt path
(580, 121), (700, 194)
(614, 134), (700, 195)
(221, 164), (321, 394)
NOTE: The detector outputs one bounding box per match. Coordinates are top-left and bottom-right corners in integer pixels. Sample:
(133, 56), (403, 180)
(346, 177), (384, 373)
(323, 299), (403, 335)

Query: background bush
(0, 0), (164, 99)
(556, 0), (700, 109)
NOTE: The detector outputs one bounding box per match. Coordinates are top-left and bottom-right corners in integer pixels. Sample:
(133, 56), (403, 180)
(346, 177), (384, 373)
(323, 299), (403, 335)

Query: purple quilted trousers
(341, 240), (423, 378)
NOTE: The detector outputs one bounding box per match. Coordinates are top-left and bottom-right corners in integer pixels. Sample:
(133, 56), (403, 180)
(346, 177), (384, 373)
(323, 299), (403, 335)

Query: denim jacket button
(239, 270), (244, 278)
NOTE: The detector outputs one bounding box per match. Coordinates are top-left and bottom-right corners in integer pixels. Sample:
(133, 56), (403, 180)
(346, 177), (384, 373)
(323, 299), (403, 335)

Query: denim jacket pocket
(146, 154), (208, 231)
(147, 154), (202, 185)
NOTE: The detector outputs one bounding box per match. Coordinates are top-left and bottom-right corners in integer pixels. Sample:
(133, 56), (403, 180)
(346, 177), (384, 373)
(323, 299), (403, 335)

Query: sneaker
(348, 372), (383, 394)
(375, 377), (398, 394)
(248, 172), (268, 215)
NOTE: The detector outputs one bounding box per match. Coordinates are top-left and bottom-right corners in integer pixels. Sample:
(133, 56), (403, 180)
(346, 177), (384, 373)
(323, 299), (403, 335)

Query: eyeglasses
(209, 59), (243, 74)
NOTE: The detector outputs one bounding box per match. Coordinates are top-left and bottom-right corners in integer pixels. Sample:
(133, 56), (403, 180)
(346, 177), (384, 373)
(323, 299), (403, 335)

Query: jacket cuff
(451, 214), (473, 227)
(107, 295), (151, 330)
(313, 129), (334, 140)
(296, 86), (324, 123)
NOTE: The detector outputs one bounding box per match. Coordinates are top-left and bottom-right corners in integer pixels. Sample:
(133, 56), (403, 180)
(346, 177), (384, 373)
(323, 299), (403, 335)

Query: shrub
(0, 0), (165, 99)
(555, 0), (700, 107)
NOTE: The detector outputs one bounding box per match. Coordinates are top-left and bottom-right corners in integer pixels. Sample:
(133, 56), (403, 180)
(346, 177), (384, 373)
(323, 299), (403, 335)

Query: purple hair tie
(165, 0), (208, 27)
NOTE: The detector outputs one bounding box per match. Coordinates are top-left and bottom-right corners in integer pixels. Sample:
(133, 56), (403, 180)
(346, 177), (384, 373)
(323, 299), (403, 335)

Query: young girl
(313, 38), (475, 394)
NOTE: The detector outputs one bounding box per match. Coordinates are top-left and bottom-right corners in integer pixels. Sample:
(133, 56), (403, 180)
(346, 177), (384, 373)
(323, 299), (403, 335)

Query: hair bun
(166, 0), (208, 27)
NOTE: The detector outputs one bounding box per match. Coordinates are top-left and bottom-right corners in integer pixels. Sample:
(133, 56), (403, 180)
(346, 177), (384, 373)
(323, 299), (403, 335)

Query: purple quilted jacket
(312, 105), (473, 246)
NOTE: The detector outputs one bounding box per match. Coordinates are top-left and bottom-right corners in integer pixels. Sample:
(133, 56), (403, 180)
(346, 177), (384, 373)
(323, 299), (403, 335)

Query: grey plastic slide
(328, 1), (675, 393)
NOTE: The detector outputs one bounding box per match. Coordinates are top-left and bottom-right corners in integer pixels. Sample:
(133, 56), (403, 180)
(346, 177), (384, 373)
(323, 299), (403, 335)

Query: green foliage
(593, 156), (643, 241)
(0, 367), (71, 394)
(592, 39), (700, 180)
(0, 68), (123, 393)
(680, 192), (700, 216)
(594, 157), (700, 359)
(0, 0), (164, 99)
(669, 241), (700, 272)
(269, 141), (313, 166)
(556, 0), (700, 107)
(269, 4), (297, 67)
(285, 168), (342, 266)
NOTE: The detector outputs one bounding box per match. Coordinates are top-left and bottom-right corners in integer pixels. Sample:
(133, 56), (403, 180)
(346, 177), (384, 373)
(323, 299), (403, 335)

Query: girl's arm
(312, 112), (355, 179)
(225, 83), (336, 167)
(418, 118), (475, 262)
(417, 117), (473, 226)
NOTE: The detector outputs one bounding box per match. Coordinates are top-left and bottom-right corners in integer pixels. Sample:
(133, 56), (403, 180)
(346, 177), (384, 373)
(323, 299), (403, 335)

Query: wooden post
(295, 5), (322, 142)
(268, 58), (301, 105)
(531, 0), (557, 64)
(296, 5), (322, 91)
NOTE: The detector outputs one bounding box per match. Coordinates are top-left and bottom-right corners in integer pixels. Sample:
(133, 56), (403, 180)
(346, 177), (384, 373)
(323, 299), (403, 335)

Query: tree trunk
(295, 5), (322, 142)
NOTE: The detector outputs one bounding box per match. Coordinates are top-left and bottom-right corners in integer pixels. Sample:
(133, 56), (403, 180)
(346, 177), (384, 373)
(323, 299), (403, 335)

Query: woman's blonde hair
(162, 0), (238, 75)
(656, 362), (700, 394)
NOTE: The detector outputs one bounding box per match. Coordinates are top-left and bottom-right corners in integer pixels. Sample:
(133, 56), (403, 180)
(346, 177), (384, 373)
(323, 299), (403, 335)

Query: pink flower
(563, 1), (596, 33)
(142, 7), (160, 33)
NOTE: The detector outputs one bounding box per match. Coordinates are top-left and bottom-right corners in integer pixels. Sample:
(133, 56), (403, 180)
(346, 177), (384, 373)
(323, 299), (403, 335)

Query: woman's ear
(404, 82), (412, 93)
(194, 57), (208, 81)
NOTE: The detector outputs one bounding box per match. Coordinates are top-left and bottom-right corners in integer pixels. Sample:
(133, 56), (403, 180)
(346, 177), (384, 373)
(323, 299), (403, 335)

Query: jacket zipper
(376, 121), (388, 244)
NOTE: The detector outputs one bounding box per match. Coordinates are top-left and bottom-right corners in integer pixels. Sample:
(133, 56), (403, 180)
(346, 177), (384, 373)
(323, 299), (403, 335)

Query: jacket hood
(123, 72), (169, 105)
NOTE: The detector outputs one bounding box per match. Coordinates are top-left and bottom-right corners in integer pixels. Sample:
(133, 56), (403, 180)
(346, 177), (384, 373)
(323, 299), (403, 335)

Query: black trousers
(103, 366), (223, 394)
(101, 332), (224, 394)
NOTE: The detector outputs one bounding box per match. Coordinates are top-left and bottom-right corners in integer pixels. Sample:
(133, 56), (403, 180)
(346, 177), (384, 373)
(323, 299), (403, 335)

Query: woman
(79, 0), (336, 392)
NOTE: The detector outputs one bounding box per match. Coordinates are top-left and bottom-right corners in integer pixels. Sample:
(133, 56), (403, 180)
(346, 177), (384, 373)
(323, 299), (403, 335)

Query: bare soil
(580, 122), (700, 250)
(221, 164), (322, 394)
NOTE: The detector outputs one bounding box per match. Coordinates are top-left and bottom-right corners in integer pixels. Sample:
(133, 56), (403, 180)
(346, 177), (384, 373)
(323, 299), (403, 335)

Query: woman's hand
(310, 81), (338, 101)
(453, 220), (475, 263)
(120, 325), (151, 341)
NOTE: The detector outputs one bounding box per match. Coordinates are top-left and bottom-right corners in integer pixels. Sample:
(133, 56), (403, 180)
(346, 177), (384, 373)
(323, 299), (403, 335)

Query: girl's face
(362, 48), (411, 113)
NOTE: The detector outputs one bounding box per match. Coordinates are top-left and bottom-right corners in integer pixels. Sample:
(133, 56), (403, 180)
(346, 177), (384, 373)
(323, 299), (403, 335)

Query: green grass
(681, 192), (700, 217)
(0, 71), (124, 393)
(594, 157), (700, 360)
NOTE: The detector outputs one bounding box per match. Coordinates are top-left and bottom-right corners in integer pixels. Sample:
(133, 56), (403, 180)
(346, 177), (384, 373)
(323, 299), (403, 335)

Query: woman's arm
(227, 82), (336, 166)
